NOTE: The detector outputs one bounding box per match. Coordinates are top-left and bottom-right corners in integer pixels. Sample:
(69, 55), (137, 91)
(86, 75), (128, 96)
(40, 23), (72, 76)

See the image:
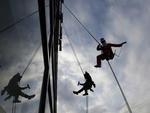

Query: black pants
(96, 53), (114, 65)
(14, 91), (31, 100)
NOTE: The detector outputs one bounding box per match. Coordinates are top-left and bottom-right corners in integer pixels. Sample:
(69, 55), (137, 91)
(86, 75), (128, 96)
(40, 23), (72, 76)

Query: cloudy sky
(58, 0), (150, 113)
(1, 0), (150, 113)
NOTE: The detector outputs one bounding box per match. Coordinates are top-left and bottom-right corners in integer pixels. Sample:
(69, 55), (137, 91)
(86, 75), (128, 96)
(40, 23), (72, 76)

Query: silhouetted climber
(73, 71), (96, 96)
(1, 73), (35, 103)
(94, 38), (126, 68)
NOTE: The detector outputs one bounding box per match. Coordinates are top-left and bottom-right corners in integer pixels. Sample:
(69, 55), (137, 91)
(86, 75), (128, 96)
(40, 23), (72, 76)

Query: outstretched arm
(20, 86), (28, 90)
(79, 83), (85, 86)
(20, 84), (30, 90)
(108, 41), (127, 47)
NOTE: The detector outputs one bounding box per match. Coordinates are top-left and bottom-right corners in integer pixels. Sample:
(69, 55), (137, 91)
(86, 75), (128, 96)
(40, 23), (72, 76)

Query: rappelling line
(63, 25), (89, 113)
(21, 44), (41, 76)
(14, 103), (16, 113)
(0, 5), (49, 33)
(63, 3), (101, 45)
(12, 102), (14, 113)
(107, 61), (133, 113)
(86, 96), (88, 113)
(63, 26), (84, 75)
(12, 100), (17, 113)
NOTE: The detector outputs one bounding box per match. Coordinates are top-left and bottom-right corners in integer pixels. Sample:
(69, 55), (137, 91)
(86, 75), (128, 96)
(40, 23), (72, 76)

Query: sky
(58, 0), (150, 113)
(1, 0), (150, 113)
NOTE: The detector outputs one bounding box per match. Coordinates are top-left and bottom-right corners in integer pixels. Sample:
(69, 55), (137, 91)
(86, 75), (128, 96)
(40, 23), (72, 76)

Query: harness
(101, 45), (114, 60)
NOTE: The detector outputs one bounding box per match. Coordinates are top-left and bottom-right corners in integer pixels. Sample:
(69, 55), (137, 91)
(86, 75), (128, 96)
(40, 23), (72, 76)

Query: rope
(14, 103), (16, 113)
(12, 102), (14, 113)
(63, 3), (101, 45)
(107, 61), (133, 113)
(12, 102), (17, 113)
(86, 96), (88, 113)
(0, 5), (49, 33)
(63, 26), (84, 75)
(21, 44), (41, 76)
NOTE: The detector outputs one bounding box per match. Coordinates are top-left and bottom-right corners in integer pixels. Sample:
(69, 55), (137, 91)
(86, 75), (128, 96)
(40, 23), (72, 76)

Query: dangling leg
(4, 95), (12, 101)
(73, 87), (84, 95)
(90, 88), (94, 92)
(94, 55), (102, 68)
(95, 54), (106, 68)
(19, 91), (35, 100)
(83, 90), (88, 96)
(1, 87), (7, 95)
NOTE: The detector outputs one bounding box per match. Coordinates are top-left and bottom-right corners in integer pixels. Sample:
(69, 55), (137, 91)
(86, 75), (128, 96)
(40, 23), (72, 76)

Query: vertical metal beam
(38, 0), (49, 113)
(38, 0), (63, 113)
(49, 0), (54, 53)
(48, 0), (54, 113)
(52, 0), (61, 113)
(48, 76), (53, 113)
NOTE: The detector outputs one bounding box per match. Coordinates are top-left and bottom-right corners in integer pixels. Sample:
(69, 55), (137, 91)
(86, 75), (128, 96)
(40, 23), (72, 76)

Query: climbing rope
(0, 5), (49, 33)
(21, 44), (41, 76)
(12, 100), (17, 113)
(86, 96), (88, 113)
(107, 61), (133, 113)
(12, 102), (14, 113)
(63, 3), (101, 45)
(14, 103), (16, 113)
(63, 26), (84, 75)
